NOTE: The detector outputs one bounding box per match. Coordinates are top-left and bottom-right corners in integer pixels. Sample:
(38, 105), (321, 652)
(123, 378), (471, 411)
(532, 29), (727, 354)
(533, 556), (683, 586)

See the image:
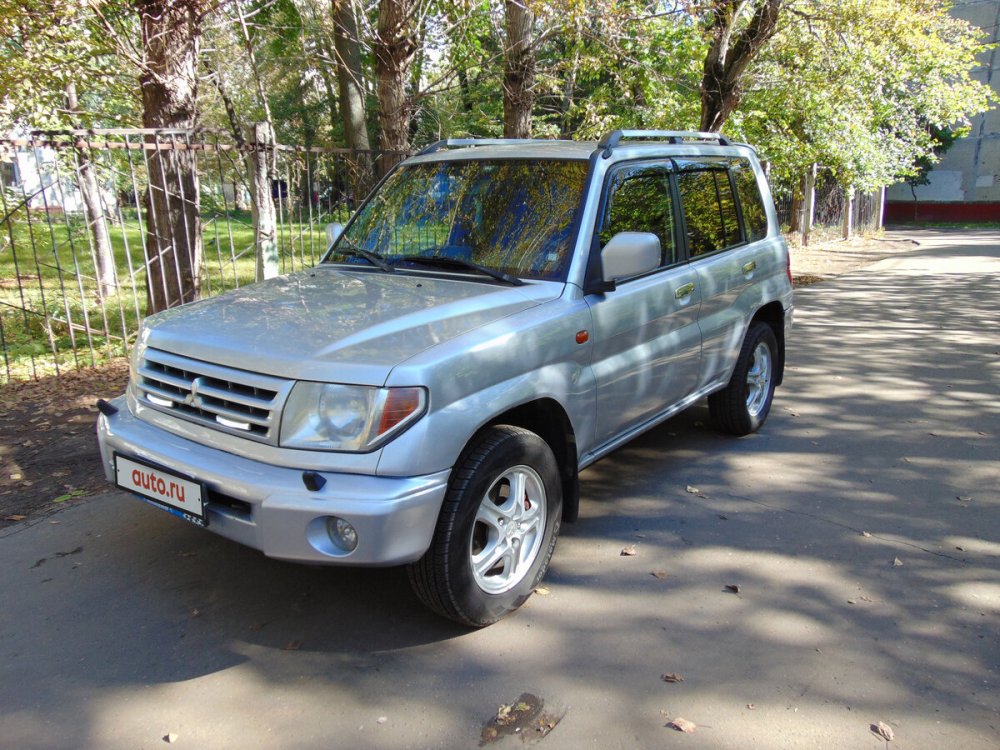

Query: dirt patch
(1, 360), (129, 529)
(789, 233), (918, 286)
(0, 232), (917, 529)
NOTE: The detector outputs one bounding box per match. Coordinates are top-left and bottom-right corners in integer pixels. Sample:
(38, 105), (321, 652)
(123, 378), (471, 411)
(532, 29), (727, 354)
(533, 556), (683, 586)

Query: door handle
(742, 260), (757, 274)
(674, 282), (695, 300)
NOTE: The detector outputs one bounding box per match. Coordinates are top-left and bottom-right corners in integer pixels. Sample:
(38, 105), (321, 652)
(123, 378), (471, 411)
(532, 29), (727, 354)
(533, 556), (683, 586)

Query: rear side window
(732, 160), (768, 242)
(600, 165), (677, 266)
(677, 169), (741, 257)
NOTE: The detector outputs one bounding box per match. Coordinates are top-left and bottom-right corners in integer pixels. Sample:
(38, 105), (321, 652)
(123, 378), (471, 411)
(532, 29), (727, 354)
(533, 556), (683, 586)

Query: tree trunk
(250, 122), (279, 281)
(136, 0), (205, 313)
(333, 0), (373, 194)
(699, 0), (782, 133)
(66, 84), (117, 300)
(503, 0), (535, 139)
(375, 0), (417, 176)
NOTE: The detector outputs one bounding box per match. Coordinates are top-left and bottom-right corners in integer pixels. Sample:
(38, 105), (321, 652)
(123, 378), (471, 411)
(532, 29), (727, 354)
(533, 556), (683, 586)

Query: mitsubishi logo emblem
(184, 377), (205, 409)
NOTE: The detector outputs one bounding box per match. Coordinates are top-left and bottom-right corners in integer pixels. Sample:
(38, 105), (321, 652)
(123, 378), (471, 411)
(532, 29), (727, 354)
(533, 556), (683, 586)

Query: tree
(697, 0), (783, 132)
(66, 83), (117, 300)
(333, 0), (371, 152)
(729, 0), (993, 190)
(375, 0), (418, 168)
(502, 0), (534, 138)
(135, 0), (211, 312)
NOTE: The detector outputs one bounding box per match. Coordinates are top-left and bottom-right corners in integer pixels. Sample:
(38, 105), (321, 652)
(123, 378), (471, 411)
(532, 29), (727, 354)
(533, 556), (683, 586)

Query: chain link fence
(0, 129), (405, 383)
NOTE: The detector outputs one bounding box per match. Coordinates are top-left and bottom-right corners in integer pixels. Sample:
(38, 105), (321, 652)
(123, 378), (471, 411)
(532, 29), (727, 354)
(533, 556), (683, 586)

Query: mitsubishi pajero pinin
(97, 131), (794, 626)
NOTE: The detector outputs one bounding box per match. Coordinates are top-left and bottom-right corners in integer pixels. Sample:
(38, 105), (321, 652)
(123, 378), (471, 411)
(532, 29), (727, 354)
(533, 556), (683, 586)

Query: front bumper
(96, 397), (450, 566)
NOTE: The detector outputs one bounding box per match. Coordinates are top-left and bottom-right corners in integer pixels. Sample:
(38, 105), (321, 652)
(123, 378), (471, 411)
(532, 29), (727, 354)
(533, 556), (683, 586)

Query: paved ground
(1, 229), (997, 749)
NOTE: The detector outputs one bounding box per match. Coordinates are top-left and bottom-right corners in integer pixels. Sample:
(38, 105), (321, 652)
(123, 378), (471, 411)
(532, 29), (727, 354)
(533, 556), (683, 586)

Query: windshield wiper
(325, 240), (394, 273)
(396, 255), (524, 286)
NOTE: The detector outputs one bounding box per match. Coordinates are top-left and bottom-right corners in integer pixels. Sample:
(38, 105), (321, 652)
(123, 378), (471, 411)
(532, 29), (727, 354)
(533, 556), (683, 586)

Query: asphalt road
(2, 229), (998, 750)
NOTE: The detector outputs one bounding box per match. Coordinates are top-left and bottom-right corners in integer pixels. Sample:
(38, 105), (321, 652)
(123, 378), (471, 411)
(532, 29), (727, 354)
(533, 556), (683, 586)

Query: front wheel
(408, 425), (562, 627)
(709, 321), (778, 436)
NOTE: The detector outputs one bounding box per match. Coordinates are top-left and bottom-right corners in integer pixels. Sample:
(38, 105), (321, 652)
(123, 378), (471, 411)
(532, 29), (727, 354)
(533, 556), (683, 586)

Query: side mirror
(602, 232), (660, 282)
(325, 222), (344, 251)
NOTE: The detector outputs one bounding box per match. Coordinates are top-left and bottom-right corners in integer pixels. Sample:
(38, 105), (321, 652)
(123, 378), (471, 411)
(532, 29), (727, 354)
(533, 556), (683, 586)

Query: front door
(585, 162), (703, 445)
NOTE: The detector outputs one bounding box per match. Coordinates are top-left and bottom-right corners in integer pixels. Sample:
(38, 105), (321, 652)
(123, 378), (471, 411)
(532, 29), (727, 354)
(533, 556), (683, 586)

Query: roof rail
(417, 138), (565, 156)
(597, 130), (731, 158)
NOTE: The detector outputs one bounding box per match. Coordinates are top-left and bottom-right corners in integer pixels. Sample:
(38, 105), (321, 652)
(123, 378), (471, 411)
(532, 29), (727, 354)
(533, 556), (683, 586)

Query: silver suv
(97, 131), (793, 626)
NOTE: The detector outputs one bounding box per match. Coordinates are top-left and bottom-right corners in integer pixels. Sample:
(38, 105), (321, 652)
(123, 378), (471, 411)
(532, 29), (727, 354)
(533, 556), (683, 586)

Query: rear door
(675, 158), (768, 388)
(585, 161), (702, 444)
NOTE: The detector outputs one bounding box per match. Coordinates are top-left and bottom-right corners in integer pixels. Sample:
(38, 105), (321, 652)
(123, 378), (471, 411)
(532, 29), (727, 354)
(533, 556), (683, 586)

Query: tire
(408, 425), (562, 627)
(709, 321), (778, 436)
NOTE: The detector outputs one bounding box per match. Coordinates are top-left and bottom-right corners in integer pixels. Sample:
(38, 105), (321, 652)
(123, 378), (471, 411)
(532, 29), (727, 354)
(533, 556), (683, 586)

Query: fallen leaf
(376, 716), (387, 725)
(956, 496), (972, 503)
(650, 570), (669, 579)
(4, 515), (27, 521)
(685, 485), (700, 494)
(164, 733), (179, 744)
(534, 586), (550, 596)
(861, 531), (872, 538)
(872, 721), (895, 741)
(51, 494), (72, 503)
(892, 557), (903, 567)
(746, 703), (756, 710)
(661, 673), (684, 683)
(10, 473), (22, 481)
(667, 717), (696, 733)
(283, 640), (302, 651)
(718, 514), (729, 520)
(620, 545), (638, 557)
(190, 609), (201, 618)
(847, 599), (857, 605)
(725, 584), (741, 594)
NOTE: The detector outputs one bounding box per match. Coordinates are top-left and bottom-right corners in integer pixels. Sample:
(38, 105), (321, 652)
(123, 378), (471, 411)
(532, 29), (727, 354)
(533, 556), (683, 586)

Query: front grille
(137, 348), (293, 444)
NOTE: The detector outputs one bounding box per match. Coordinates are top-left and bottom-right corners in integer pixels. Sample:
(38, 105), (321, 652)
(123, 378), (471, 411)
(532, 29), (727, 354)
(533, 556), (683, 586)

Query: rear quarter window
(732, 160), (769, 242)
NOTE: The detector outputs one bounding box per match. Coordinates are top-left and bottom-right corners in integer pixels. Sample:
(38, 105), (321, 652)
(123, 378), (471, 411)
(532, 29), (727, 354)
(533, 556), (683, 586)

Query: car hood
(142, 267), (561, 384)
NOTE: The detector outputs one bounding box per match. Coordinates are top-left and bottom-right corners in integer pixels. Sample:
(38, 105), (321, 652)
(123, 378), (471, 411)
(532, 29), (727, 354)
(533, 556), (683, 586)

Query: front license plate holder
(114, 453), (208, 527)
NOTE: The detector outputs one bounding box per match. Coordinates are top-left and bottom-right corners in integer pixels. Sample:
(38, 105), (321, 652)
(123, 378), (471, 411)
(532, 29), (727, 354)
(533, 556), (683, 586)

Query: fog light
(327, 517), (358, 552)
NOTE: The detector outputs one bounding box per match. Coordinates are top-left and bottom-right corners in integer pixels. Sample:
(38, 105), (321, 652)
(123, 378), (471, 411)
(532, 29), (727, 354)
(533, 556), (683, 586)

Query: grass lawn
(1, 206), (341, 382)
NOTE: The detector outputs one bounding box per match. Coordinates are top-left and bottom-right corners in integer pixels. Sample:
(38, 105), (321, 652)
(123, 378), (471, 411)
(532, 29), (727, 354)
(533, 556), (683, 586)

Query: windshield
(326, 159), (589, 281)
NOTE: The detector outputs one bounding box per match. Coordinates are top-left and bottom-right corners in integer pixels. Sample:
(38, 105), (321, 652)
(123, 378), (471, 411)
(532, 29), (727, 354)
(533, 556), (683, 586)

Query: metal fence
(0, 128), (405, 383)
(771, 166), (884, 241)
(2, 137), (887, 384)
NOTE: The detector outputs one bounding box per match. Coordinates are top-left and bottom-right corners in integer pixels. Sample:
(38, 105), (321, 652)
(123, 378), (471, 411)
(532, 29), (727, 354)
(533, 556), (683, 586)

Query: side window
(599, 165), (676, 266)
(677, 168), (741, 257)
(732, 160), (769, 242)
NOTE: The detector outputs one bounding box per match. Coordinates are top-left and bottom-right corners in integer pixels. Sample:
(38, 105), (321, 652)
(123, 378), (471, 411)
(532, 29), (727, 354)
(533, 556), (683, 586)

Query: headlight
(280, 383), (427, 452)
(126, 323), (149, 402)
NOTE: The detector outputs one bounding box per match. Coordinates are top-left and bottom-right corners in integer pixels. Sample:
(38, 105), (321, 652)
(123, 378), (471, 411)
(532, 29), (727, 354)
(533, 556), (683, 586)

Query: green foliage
(728, 0), (994, 189)
(0, 0), (138, 129)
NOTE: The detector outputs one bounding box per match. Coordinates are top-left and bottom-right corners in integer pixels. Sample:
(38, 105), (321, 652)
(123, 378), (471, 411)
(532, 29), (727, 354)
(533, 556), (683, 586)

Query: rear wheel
(709, 321), (778, 436)
(408, 425), (562, 627)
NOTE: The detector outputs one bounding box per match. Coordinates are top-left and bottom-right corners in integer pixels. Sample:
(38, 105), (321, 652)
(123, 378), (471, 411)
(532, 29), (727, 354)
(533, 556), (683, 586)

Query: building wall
(885, 0), (1000, 220)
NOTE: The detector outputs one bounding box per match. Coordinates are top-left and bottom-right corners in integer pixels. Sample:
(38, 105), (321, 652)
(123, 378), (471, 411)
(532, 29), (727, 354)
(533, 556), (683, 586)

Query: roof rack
(417, 138), (567, 156)
(597, 130), (731, 158)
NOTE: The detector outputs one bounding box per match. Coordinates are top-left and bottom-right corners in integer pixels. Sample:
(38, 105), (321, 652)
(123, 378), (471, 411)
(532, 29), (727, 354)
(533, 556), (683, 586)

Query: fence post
(842, 186), (855, 240)
(802, 163), (816, 247)
(876, 186), (886, 230)
(250, 122), (278, 281)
